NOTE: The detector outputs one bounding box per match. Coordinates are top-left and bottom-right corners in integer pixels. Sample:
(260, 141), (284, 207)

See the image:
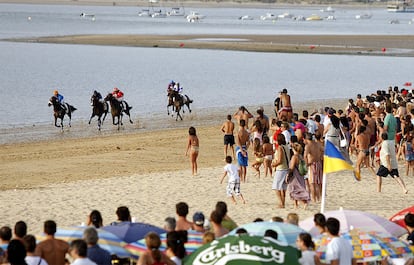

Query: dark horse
(104, 93), (133, 130)
(167, 91), (193, 121)
(48, 96), (77, 130)
(88, 92), (109, 131)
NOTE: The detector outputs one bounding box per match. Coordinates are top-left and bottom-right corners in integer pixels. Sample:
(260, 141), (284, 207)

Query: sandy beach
(1, 99), (413, 236)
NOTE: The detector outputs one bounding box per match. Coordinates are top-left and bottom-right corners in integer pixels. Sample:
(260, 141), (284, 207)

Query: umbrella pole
(320, 173), (327, 213)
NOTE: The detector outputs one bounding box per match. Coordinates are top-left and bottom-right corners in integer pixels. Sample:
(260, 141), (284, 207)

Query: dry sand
(1, 100), (413, 236)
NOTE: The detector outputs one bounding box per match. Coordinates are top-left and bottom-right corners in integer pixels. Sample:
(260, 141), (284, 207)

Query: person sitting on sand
(215, 201), (238, 232)
(87, 210), (103, 229)
(192, 212), (206, 233)
(68, 239), (97, 265)
(175, 202), (194, 231)
(110, 206), (131, 225)
(405, 213), (414, 245)
(166, 231), (187, 265)
(163, 217), (176, 232)
(83, 227), (112, 265)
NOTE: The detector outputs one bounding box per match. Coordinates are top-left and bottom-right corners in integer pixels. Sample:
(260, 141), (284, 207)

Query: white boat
(167, 7), (185, 16)
(238, 15), (254, 20)
(320, 6), (335, 13)
(277, 12), (294, 19)
(260, 13), (276, 20)
(326, 15), (336, 20)
(355, 13), (372, 19)
(387, 0), (414, 12)
(138, 8), (152, 17)
(186, 11), (205, 22)
(151, 10), (167, 18)
(306, 14), (323, 21)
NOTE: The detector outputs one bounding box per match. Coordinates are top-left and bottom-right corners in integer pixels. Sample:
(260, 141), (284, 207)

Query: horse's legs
(88, 114), (94, 125)
(67, 112), (72, 127)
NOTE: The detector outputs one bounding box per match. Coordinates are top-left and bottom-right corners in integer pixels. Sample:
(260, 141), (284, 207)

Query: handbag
(339, 127), (347, 148)
(298, 158), (308, 176)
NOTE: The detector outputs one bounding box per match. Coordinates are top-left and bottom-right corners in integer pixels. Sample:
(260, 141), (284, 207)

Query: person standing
(303, 133), (323, 203)
(220, 156), (246, 204)
(233, 106), (253, 129)
(185, 126), (199, 176)
(272, 133), (290, 209)
(278, 88), (293, 121)
(236, 119), (250, 183)
(221, 114), (235, 160)
(376, 132), (408, 193)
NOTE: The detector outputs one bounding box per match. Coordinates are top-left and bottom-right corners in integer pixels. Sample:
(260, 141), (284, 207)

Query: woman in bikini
(185, 126), (199, 176)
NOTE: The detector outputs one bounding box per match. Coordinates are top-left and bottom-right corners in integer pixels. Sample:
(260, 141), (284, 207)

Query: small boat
(186, 11), (205, 22)
(389, 19), (400, 24)
(355, 13), (372, 19)
(277, 12), (294, 19)
(167, 7), (185, 16)
(151, 10), (167, 18)
(80, 13), (96, 21)
(326, 15), (336, 20)
(238, 15), (254, 20)
(260, 13), (276, 20)
(320, 6), (335, 13)
(138, 9), (152, 17)
(306, 14), (323, 21)
(293, 15), (306, 21)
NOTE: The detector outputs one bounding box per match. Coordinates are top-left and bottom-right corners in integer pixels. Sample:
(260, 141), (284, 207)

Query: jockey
(173, 82), (183, 94)
(53, 90), (66, 110)
(93, 90), (102, 101)
(112, 87), (131, 112)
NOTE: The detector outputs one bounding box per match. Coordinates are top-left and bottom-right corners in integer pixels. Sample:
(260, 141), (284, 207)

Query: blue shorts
(236, 146), (248, 166)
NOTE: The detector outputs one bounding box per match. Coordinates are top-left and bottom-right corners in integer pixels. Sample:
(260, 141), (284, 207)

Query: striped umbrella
(315, 229), (414, 263)
(37, 226), (131, 258)
(125, 230), (204, 260)
(299, 209), (407, 237)
(228, 221), (307, 246)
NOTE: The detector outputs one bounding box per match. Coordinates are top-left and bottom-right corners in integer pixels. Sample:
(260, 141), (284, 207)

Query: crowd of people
(1, 202), (413, 265)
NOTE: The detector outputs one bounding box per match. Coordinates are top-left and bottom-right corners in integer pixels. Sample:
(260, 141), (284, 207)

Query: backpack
(298, 158), (308, 176)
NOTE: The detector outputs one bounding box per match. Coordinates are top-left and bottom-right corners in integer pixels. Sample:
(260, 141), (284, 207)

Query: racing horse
(167, 91), (194, 120)
(104, 93), (133, 130)
(88, 92), (109, 131)
(48, 96), (77, 130)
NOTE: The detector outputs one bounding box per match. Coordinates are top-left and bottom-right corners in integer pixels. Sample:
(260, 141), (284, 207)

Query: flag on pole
(323, 140), (359, 180)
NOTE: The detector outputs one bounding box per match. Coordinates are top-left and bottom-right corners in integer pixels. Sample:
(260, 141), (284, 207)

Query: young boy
(220, 156), (246, 204)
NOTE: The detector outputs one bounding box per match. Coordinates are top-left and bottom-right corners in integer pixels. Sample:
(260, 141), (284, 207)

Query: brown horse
(104, 93), (133, 130)
(167, 91), (194, 121)
(48, 96), (77, 130)
(88, 92), (109, 131)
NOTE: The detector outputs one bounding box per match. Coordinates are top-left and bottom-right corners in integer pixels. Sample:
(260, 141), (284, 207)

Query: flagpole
(320, 173), (327, 213)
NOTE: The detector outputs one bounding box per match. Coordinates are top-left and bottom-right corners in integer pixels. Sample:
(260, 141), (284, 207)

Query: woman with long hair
(166, 231), (188, 265)
(137, 232), (174, 265)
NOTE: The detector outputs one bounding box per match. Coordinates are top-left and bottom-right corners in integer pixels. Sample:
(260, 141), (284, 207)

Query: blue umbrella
(102, 222), (165, 243)
(228, 222), (307, 246)
(36, 226), (131, 258)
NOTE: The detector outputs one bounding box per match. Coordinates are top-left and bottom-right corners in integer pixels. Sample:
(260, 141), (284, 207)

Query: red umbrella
(390, 205), (414, 228)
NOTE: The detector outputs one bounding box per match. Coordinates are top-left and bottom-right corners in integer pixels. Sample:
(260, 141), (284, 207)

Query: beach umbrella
(183, 234), (301, 265)
(315, 229), (414, 263)
(102, 222), (165, 243)
(299, 209), (407, 238)
(36, 226), (131, 258)
(389, 205), (414, 229)
(125, 230), (204, 260)
(227, 221), (307, 246)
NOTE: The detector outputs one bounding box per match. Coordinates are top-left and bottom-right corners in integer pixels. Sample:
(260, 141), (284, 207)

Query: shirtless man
(233, 106), (253, 129)
(354, 125), (376, 180)
(236, 119), (250, 183)
(221, 114), (235, 160)
(278, 88), (293, 121)
(303, 132), (324, 203)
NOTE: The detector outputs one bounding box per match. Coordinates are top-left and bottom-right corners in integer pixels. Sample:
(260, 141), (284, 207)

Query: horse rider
(173, 82), (183, 94)
(53, 90), (66, 111)
(112, 87), (131, 111)
(92, 90), (107, 111)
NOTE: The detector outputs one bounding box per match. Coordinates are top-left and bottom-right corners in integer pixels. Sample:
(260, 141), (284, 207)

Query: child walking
(220, 156), (246, 204)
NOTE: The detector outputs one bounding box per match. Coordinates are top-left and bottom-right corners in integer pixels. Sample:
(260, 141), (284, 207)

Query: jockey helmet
(113, 87), (119, 92)
(53, 90), (58, 95)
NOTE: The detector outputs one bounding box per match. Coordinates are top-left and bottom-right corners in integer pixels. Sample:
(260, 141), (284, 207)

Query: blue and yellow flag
(323, 140), (355, 176)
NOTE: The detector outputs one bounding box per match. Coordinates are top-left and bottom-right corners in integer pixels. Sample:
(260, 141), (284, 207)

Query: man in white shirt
(69, 239), (97, 265)
(322, 217), (355, 265)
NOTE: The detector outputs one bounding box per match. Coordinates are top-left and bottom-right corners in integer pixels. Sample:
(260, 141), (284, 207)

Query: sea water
(0, 3), (413, 131)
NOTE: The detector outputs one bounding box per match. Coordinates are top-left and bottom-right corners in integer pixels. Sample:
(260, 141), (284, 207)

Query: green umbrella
(183, 235), (301, 265)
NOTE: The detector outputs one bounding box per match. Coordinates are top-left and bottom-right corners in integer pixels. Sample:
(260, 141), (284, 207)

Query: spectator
(175, 202), (193, 231)
(405, 213), (414, 245)
(110, 206), (131, 225)
(163, 217), (176, 232)
(0, 226), (12, 245)
(69, 239), (97, 265)
(210, 210), (229, 238)
(7, 239), (27, 265)
(215, 201), (237, 231)
(192, 212), (206, 233)
(14, 221), (27, 241)
(35, 220), (69, 265)
(23, 235), (48, 265)
(87, 210), (103, 229)
(83, 227), (112, 265)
